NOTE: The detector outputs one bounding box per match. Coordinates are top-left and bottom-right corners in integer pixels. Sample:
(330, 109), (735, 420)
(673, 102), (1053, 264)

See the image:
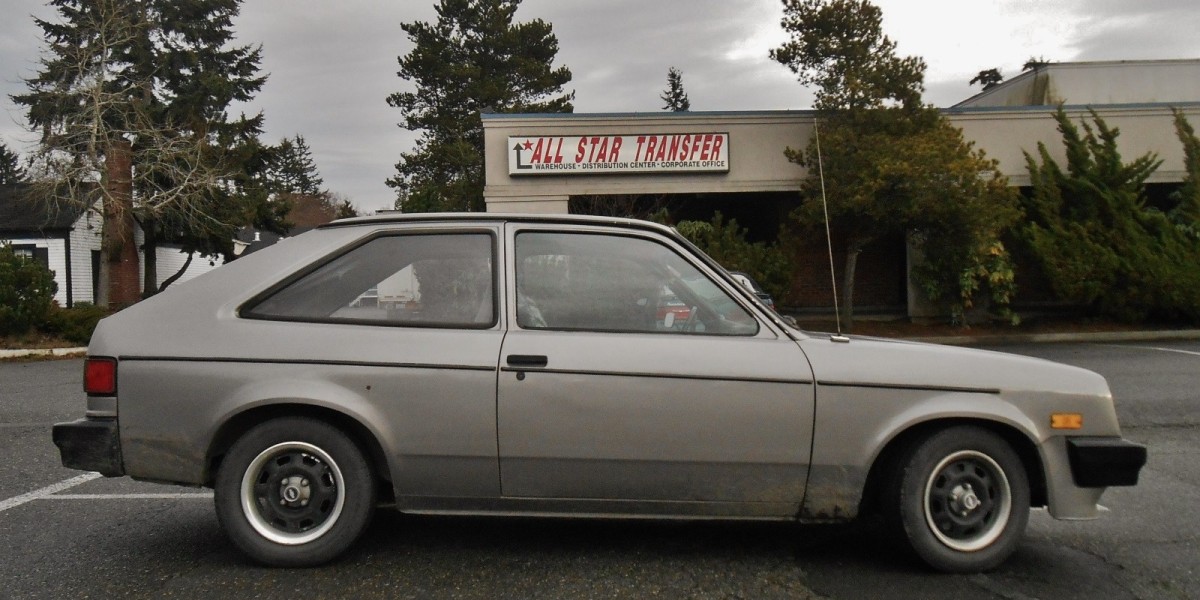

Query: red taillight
(84, 357), (117, 395)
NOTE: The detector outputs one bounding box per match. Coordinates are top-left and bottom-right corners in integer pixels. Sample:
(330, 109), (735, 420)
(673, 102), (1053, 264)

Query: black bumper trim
(52, 418), (124, 477)
(1067, 437), (1146, 487)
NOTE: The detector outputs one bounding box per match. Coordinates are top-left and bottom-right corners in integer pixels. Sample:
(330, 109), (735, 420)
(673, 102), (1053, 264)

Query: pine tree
(13, 0), (269, 302)
(771, 0), (1019, 328)
(387, 0), (573, 212)
(771, 0), (925, 112)
(0, 142), (24, 185)
(969, 68), (1004, 90)
(268, 135), (325, 196)
(660, 67), (691, 112)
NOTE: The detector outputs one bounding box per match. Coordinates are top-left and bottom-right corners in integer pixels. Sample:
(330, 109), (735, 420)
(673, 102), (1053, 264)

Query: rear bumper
(1067, 437), (1146, 487)
(52, 418), (124, 477)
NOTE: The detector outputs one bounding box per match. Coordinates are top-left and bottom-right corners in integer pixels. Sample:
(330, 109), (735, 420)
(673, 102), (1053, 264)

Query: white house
(0, 184), (222, 307)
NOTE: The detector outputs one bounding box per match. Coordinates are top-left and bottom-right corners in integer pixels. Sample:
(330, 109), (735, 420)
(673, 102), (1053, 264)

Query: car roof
(320, 212), (677, 237)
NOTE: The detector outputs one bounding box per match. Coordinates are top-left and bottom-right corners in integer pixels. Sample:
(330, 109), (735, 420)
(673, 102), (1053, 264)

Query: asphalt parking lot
(1, 341), (1197, 599)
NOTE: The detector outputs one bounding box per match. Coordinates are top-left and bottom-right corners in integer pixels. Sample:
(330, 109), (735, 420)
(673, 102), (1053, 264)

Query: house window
(11, 244), (49, 270)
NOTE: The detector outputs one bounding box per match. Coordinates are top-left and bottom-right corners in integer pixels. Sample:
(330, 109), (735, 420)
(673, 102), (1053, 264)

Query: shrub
(1017, 109), (1200, 322)
(0, 243), (58, 336)
(672, 212), (793, 302)
(42, 303), (109, 344)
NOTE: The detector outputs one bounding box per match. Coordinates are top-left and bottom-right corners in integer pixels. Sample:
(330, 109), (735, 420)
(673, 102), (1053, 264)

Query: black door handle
(506, 354), (548, 368)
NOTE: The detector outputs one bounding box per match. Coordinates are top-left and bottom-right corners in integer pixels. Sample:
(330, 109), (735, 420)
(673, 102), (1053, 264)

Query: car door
(497, 224), (815, 514)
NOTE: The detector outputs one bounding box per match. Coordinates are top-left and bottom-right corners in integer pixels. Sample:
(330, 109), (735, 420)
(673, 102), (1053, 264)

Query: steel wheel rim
(923, 450), (1012, 552)
(240, 441), (346, 545)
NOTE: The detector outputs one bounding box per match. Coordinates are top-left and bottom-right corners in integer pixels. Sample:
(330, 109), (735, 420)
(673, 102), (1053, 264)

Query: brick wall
(787, 233), (907, 311)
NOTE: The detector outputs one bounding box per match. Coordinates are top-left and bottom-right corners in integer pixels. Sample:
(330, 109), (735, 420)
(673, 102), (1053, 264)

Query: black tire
(214, 417), (375, 567)
(885, 426), (1030, 573)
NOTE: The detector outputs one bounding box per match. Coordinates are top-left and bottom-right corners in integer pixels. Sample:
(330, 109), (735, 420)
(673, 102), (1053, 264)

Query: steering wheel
(681, 306), (699, 332)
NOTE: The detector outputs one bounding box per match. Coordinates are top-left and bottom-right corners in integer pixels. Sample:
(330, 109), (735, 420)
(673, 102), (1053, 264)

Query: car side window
(515, 232), (758, 336)
(244, 233), (495, 328)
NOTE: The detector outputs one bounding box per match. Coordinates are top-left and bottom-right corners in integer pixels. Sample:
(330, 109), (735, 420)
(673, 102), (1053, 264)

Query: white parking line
(42, 493), (212, 500)
(1112, 344), (1200, 357)
(0, 473), (102, 513)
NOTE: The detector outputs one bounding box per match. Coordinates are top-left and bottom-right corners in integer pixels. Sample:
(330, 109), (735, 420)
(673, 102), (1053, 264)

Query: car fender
(206, 375), (399, 474)
(801, 386), (1041, 521)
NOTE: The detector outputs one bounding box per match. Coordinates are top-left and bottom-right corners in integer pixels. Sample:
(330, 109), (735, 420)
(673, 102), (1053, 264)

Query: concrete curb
(0, 347), (87, 359)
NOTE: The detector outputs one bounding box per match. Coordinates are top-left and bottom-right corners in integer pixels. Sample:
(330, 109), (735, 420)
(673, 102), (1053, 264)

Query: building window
(11, 244), (49, 270)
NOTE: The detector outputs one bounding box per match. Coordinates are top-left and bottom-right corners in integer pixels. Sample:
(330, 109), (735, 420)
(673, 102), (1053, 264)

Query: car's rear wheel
(214, 417), (374, 567)
(886, 426), (1030, 573)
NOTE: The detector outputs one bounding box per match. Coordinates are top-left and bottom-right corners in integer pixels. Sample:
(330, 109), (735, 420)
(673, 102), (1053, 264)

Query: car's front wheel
(887, 426), (1030, 573)
(214, 417), (375, 567)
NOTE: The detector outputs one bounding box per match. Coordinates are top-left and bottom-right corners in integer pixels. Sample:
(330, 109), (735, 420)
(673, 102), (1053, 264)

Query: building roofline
(482, 109), (818, 121)
(953, 58), (1200, 108)
(0, 183), (95, 234)
(944, 100), (1200, 115)
(478, 103), (1200, 124)
(1030, 58), (1200, 68)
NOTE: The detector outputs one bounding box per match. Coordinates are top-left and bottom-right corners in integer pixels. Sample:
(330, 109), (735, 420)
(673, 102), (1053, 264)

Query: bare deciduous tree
(15, 0), (267, 303)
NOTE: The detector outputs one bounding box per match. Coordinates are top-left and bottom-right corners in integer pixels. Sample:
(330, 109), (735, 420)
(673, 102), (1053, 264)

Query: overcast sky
(2, 0), (1198, 213)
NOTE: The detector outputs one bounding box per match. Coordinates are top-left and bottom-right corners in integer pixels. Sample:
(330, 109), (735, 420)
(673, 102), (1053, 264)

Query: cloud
(1071, 6), (1200, 60)
(522, 0), (800, 112)
(2, 0), (1198, 214)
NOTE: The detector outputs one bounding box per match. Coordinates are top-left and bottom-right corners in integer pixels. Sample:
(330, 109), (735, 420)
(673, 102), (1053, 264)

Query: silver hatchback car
(53, 213), (1145, 572)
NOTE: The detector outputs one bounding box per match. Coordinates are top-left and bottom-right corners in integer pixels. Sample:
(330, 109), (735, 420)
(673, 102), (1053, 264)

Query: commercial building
(481, 60), (1200, 316)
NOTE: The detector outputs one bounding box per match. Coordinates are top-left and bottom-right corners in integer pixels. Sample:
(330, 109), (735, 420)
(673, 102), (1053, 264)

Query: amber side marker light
(1051, 413), (1083, 430)
(84, 357), (117, 395)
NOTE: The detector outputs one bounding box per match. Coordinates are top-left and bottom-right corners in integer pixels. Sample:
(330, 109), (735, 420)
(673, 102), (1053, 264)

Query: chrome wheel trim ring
(922, 449), (1012, 552)
(240, 441), (346, 546)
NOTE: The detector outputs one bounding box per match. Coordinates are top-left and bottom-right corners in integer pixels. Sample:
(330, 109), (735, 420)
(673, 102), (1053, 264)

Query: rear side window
(243, 233), (495, 328)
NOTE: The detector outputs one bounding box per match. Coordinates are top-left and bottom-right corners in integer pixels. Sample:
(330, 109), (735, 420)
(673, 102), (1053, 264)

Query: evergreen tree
(0, 142), (24, 185)
(970, 68), (1004, 90)
(333, 195), (359, 219)
(1170, 109), (1200, 226)
(771, 0), (925, 112)
(13, 0), (269, 302)
(772, 0), (1019, 328)
(268, 135), (325, 196)
(260, 134), (355, 232)
(660, 67), (691, 111)
(387, 0), (573, 212)
(1023, 56), (1050, 72)
(1018, 108), (1200, 322)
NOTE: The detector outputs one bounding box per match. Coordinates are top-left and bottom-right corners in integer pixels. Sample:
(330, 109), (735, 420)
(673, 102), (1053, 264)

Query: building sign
(507, 133), (730, 175)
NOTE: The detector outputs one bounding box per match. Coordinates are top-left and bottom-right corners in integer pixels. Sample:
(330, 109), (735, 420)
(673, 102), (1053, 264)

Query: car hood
(796, 332), (1111, 398)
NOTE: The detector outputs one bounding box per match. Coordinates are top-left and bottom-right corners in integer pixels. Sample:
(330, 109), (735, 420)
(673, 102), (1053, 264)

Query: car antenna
(815, 121), (850, 343)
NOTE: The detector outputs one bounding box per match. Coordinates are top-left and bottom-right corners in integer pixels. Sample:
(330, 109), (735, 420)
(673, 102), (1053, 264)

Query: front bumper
(52, 418), (124, 477)
(1067, 437), (1147, 487)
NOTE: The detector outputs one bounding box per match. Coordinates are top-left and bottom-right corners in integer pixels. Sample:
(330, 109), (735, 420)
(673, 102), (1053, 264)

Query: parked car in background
(728, 271), (774, 310)
(727, 270), (799, 327)
(53, 213), (1145, 572)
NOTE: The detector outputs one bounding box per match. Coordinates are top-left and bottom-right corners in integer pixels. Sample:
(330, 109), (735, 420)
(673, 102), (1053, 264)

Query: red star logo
(523, 140), (533, 150)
